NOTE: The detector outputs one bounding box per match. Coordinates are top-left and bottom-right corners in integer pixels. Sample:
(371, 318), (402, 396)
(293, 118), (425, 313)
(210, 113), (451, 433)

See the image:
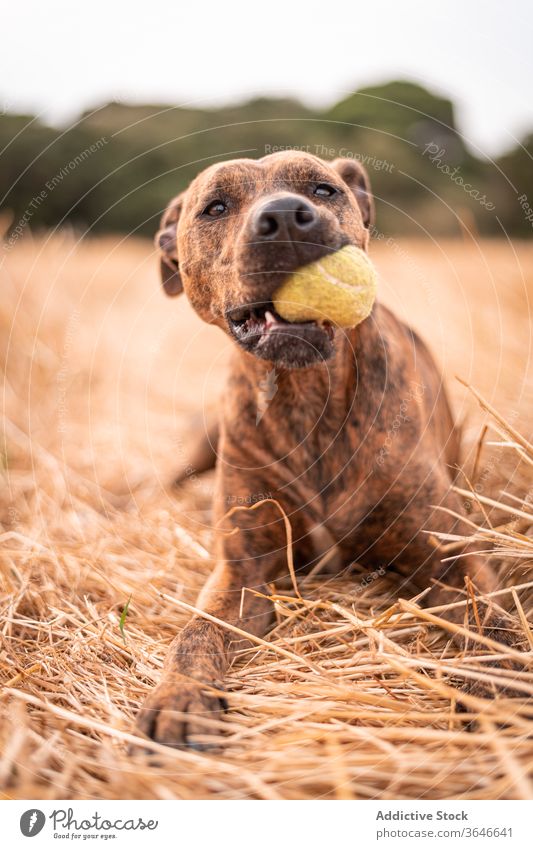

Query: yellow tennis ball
(272, 245), (377, 328)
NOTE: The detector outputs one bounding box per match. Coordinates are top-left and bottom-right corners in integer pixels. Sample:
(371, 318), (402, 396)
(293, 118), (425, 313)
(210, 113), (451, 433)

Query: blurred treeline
(1, 80), (532, 240)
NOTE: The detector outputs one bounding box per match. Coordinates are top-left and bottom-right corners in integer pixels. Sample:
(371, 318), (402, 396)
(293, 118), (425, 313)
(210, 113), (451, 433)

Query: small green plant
(119, 595), (132, 644)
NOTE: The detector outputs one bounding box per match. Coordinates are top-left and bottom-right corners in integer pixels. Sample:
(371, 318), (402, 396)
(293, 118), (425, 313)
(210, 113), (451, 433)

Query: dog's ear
(156, 193), (184, 296)
(331, 159), (374, 229)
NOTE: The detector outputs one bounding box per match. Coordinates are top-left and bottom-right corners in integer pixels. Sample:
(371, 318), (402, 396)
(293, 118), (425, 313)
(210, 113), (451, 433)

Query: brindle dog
(136, 151), (508, 748)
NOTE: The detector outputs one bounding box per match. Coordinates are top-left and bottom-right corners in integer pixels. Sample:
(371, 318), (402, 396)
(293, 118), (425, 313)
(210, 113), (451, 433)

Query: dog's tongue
(264, 310), (277, 329)
(261, 308), (334, 342)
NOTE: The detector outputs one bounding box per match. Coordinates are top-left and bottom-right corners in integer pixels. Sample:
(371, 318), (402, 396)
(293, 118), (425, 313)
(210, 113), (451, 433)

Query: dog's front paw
(135, 677), (228, 750)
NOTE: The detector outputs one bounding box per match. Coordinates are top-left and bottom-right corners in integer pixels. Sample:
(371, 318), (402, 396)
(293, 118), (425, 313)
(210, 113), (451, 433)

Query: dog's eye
(202, 200), (227, 218)
(314, 183), (337, 198)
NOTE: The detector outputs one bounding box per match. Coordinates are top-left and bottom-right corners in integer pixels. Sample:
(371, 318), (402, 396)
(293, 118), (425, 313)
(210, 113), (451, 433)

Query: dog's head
(156, 151), (374, 368)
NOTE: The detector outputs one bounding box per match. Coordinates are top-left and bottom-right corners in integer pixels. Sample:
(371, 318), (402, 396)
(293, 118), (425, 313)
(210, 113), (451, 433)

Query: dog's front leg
(136, 499), (286, 748)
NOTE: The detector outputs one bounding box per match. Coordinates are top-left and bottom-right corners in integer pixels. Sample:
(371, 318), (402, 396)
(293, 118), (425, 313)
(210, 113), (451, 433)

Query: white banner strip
(3, 799), (533, 848)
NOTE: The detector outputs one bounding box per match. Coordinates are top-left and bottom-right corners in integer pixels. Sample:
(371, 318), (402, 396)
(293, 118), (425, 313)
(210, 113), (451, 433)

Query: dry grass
(1, 232), (533, 800)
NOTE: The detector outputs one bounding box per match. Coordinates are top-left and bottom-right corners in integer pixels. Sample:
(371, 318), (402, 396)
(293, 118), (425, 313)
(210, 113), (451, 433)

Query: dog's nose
(253, 196), (318, 241)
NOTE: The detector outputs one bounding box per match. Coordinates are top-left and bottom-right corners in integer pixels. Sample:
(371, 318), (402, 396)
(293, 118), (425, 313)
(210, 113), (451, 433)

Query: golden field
(1, 232), (532, 800)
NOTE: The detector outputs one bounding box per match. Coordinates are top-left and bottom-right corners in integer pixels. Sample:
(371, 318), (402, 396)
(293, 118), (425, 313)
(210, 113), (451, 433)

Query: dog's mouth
(228, 302), (335, 343)
(226, 302), (336, 368)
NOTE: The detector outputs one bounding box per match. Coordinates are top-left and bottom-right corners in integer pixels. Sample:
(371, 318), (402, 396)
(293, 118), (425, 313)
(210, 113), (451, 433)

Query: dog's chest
(267, 396), (391, 536)
(275, 406), (370, 497)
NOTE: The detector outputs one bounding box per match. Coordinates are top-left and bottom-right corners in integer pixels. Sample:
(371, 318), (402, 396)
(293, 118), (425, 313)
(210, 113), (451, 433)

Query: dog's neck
(234, 314), (383, 429)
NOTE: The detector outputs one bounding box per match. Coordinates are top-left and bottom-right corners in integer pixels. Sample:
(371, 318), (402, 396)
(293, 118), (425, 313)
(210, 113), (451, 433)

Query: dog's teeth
(264, 310), (276, 326)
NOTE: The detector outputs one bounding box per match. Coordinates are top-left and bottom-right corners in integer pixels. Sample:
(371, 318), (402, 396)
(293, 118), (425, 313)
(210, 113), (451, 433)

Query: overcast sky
(2, 0), (532, 157)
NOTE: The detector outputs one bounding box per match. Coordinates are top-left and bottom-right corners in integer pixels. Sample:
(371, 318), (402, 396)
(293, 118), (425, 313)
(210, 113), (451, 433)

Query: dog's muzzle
(226, 300), (336, 369)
